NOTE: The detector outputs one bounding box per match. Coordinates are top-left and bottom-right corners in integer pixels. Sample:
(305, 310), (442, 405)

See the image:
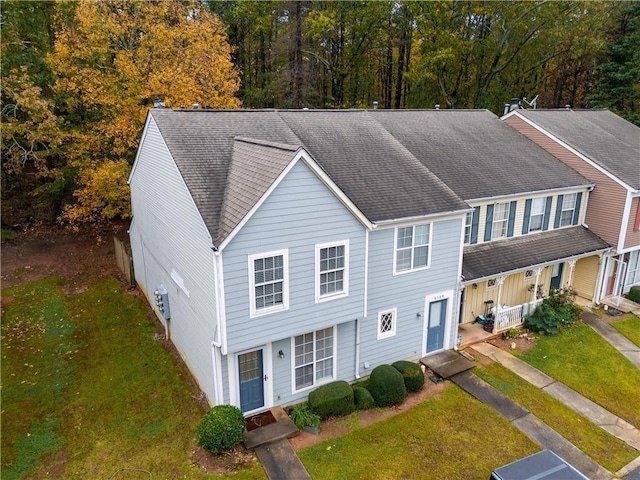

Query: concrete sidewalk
(581, 311), (640, 369)
(451, 370), (614, 480)
(472, 342), (640, 452)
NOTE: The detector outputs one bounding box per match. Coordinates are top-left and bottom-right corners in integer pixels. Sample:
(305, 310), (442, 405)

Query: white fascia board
(218, 148), (374, 252)
(466, 185), (594, 204)
(618, 192), (633, 253)
(373, 208), (471, 230)
(507, 111), (633, 192)
(127, 112), (153, 184)
(461, 247), (612, 286)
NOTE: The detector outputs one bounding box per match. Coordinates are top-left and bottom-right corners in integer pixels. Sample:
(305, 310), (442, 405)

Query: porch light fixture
(416, 313), (421, 319)
(278, 350), (285, 359)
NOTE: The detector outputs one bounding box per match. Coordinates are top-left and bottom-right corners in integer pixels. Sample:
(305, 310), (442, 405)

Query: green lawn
(298, 386), (539, 480)
(1, 277), (262, 479)
(3, 275), (542, 480)
(475, 363), (638, 472)
(611, 314), (640, 347)
(516, 323), (640, 428)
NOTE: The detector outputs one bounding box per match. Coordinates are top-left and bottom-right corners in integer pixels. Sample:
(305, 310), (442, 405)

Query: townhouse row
(128, 107), (639, 414)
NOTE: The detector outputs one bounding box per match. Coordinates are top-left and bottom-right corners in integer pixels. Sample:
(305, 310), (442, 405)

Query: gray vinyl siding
(222, 160), (367, 353)
(129, 117), (219, 404)
(360, 218), (463, 372)
(269, 321), (356, 407)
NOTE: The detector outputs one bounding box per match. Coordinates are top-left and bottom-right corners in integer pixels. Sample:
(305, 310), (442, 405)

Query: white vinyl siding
(377, 308), (397, 340)
(560, 193), (577, 227)
(249, 250), (289, 317)
(492, 203), (509, 239)
(394, 224), (431, 274)
(315, 241), (349, 302)
(293, 327), (335, 391)
(529, 198), (546, 232)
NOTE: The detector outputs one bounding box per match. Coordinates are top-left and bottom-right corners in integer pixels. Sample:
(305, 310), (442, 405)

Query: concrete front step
(420, 350), (475, 379)
(243, 407), (299, 450)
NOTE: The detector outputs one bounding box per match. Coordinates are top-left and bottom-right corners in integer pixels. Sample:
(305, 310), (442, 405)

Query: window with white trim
(464, 212), (473, 244)
(491, 203), (509, 239)
(529, 198), (546, 232)
(486, 278), (497, 290)
(294, 327), (334, 391)
(249, 250), (288, 317)
(395, 224), (431, 273)
(316, 241), (348, 302)
(560, 193), (577, 227)
(377, 309), (397, 339)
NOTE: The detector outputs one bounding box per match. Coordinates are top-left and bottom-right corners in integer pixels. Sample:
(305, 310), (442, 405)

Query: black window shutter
(522, 199), (532, 234)
(543, 196), (553, 230)
(573, 192), (582, 225)
(507, 201), (517, 237)
(554, 195), (564, 228)
(484, 204), (494, 242)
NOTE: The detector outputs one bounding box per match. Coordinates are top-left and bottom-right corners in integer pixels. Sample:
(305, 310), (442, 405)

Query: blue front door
(427, 299), (446, 353)
(549, 262), (564, 293)
(239, 350), (264, 413)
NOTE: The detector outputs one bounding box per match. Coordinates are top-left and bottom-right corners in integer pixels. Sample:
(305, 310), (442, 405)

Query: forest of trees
(1, 0), (638, 230)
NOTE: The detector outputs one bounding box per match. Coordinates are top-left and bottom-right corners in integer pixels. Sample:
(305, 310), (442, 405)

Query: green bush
(524, 288), (582, 335)
(392, 360), (425, 393)
(196, 405), (245, 454)
(353, 386), (375, 410)
(308, 380), (355, 419)
(368, 364), (407, 407)
(289, 403), (320, 430)
(628, 286), (640, 304)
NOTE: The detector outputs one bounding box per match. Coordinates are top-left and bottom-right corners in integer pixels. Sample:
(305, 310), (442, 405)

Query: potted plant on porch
(289, 404), (321, 434)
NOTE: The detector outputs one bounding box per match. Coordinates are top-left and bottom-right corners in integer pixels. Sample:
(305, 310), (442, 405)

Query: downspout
(354, 318), (361, 379)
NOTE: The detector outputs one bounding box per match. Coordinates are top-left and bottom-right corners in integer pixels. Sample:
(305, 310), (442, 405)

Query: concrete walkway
(451, 370), (614, 480)
(581, 311), (640, 369)
(472, 342), (640, 452)
(243, 407), (312, 480)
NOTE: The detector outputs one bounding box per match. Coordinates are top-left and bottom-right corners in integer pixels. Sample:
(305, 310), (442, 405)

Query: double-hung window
(560, 193), (577, 227)
(249, 250), (288, 317)
(316, 241), (349, 302)
(491, 203), (509, 239)
(464, 212), (473, 244)
(293, 327), (334, 391)
(529, 198), (546, 232)
(395, 224), (431, 273)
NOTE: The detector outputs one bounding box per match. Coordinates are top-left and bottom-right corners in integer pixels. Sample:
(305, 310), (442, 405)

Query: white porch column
(532, 267), (543, 302)
(566, 259), (577, 288)
(493, 276), (506, 333)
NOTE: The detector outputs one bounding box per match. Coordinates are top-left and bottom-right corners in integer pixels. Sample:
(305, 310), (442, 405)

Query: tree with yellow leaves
(49, 0), (240, 225)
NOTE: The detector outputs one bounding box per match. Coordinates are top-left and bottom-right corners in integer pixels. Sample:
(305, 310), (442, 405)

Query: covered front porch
(459, 226), (610, 337)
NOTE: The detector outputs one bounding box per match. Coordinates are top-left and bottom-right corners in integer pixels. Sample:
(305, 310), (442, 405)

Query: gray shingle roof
(462, 226), (610, 282)
(217, 137), (300, 246)
(373, 110), (591, 200)
(277, 110), (466, 222)
(150, 109), (302, 245)
(149, 109), (468, 246)
(516, 109), (640, 190)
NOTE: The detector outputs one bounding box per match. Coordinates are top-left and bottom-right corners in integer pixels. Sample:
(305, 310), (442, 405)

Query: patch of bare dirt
(1, 225), (124, 291)
(487, 330), (537, 354)
(191, 444), (260, 475)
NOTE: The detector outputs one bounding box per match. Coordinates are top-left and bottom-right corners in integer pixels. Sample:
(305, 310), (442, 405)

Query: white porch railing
(494, 298), (543, 333)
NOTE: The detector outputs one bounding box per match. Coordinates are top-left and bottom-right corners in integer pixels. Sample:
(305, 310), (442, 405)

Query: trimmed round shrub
(308, 380), (355, 419)
(196, 405), (245, 454)
(629, 286), (640, 304)
(368, 364), (407, 407)
(353, 386), (374, 411)
(392, 360), (425, 393)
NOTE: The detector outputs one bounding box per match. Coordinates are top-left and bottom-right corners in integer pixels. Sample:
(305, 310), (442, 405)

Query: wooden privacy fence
(114, 236), (135, 287)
